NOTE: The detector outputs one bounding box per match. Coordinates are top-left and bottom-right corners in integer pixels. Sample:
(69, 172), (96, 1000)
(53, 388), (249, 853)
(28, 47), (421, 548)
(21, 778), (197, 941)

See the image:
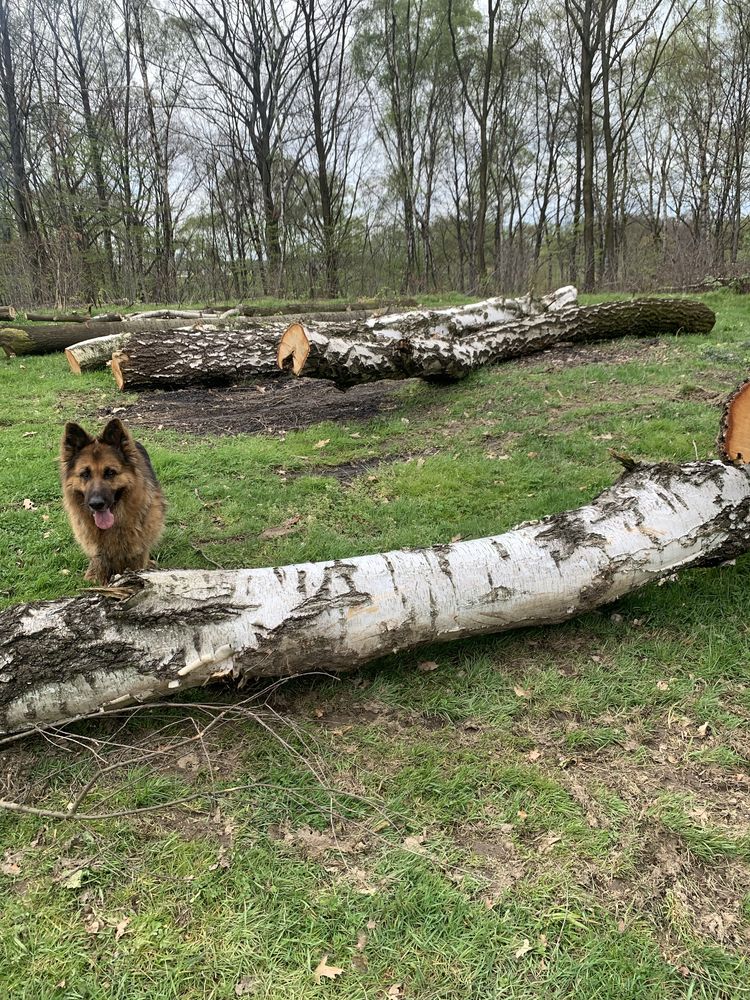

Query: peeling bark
(279, 298), (715, 387)
(108, 295), (712, 393)
(0, 458), (748, 735)
(67, 312), (374, 374)
(66, 332), (137, 374)
(107, 292), (574, 391)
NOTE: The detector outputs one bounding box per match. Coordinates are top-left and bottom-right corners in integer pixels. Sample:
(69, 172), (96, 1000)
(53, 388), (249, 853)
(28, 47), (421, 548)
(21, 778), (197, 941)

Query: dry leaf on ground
(313, 955), (344, 984)
(514, 938), (532, 959)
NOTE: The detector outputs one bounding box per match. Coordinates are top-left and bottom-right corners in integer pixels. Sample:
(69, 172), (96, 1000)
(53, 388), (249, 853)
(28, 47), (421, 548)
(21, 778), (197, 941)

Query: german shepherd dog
(60, 418), (166, 584)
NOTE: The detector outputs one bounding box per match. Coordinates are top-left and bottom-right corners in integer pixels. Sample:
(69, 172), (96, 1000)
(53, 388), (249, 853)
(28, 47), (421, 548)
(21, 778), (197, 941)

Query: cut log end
(719, 379), (750, 463)
(111, 351), (128, 390)
(64, 347), (82, 375)
(277, 322), (310, 376)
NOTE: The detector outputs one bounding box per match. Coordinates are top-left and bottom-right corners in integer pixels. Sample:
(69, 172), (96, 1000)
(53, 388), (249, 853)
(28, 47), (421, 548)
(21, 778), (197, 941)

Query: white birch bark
(365, 285), (577, 337)
(66, 332), (134, 373)
(0, 460), (747, 734)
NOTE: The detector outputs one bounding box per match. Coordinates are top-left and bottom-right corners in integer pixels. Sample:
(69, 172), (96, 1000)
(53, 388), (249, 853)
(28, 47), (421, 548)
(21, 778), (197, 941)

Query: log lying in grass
(107, 293), (710, 392)
(89, 312), (125, 323)
(127, 309), (209, 320)
(1, 319), (223, 358)
(365, 285), (577, 337)
(110, 321), (293, 388)
(278, 298), (715, 387)
(0, 305), (17, 320)
(105, 291), (573, 390)
(23, 311), (88, 323)
(66, 311), (374, 374)
(0, 447), (748, 734)
(65, 332), (134, 373)
(0, 324), (110, 356)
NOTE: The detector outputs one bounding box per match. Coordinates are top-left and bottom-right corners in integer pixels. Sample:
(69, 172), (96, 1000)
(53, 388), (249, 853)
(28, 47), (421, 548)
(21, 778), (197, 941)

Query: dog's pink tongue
(94, 509), (115, 530)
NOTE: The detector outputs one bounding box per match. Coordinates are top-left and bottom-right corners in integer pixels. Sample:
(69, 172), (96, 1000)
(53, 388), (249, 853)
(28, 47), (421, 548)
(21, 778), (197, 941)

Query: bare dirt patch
(513, 338), (672, 370)
(94, 339), (690, 439)
(99, 377), (415, 436)
(512, 714), (750, 951)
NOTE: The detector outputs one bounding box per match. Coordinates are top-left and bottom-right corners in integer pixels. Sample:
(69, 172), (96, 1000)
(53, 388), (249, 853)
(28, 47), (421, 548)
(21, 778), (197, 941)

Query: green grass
(1, 290), (750, 997)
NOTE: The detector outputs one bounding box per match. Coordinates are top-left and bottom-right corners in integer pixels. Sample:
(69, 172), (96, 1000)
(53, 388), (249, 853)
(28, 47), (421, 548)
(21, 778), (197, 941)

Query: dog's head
(60, 419), (139, 530)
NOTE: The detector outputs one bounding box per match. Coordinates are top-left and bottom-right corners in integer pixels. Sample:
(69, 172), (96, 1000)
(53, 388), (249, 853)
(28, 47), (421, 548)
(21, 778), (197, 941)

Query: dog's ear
(61, 422), (93, 464)
(100, 418), (136, 462)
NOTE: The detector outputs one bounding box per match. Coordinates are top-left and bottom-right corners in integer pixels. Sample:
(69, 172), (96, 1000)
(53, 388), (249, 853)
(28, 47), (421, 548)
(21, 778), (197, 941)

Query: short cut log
(0, 457), (748, 734)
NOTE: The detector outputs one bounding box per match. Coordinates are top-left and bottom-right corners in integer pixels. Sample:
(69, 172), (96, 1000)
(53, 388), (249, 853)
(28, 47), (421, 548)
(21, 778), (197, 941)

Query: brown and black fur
(60, 418), (166, 584)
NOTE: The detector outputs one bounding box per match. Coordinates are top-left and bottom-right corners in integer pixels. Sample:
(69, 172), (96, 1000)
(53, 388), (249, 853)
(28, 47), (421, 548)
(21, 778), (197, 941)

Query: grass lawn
(0, 291), (749, 998)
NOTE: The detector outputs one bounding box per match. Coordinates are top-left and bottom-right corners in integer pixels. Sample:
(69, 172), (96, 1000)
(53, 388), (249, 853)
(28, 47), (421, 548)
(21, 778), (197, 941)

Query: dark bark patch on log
(535, 511), (608, 565)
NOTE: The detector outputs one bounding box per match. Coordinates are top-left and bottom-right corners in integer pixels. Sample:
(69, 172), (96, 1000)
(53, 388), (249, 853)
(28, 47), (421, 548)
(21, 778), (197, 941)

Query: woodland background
(1, 0), (748, 305)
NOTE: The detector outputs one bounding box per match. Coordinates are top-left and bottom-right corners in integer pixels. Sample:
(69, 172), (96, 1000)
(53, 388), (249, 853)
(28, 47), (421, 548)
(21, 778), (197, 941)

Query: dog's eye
(80, 468), (91, 481)
(103, 468), (117, 479)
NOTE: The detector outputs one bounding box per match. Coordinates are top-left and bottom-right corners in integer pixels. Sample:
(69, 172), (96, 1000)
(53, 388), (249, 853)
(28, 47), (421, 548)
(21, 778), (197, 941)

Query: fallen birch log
(89, 312), (125, 323)
(0, 450), (748, 734)
(23, 311), (88, 323)
(277, 298), (715, 387)
(106, 291), (570, 390)
(127, 309), (208, 320)
(64, 289), (578, 375)
(108, 292), (703, 392)
(0, 305), (17, 320)
(65, 331), (135, 373)
(110, 323), (288, 388)
(66, 311), (372, 374)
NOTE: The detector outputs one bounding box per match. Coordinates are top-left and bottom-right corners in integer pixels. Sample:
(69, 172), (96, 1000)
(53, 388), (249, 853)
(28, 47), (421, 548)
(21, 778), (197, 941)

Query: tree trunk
(0, 320), (202, 357)
(0, 456), (748, 735)
(0, 306), (16, 319)
(105, 291), (580, 390)
(106, 297), (713, 392)
(66, 312), (371, 374)
(277, 299), (715, 388)
(128, 310), (209, 320)
(23, 312), (88, 323)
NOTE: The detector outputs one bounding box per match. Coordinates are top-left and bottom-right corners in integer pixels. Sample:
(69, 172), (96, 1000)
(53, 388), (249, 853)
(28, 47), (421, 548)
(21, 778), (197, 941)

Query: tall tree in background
(0, 0), (41, 283)
(447, 0), (529, 288)
(0, 0), (748, 303)
(177, 0), (304, 294)
(298, 0), (362, 296)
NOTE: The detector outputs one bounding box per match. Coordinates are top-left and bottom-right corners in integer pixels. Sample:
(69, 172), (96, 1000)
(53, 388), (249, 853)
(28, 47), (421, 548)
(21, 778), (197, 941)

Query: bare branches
(0, 0), (748, 301)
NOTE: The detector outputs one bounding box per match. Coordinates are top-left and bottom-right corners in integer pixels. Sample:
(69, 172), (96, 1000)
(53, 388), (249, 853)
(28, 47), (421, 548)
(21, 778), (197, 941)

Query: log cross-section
(0, 458), (748, 734)
(718, 380), (750, 463)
